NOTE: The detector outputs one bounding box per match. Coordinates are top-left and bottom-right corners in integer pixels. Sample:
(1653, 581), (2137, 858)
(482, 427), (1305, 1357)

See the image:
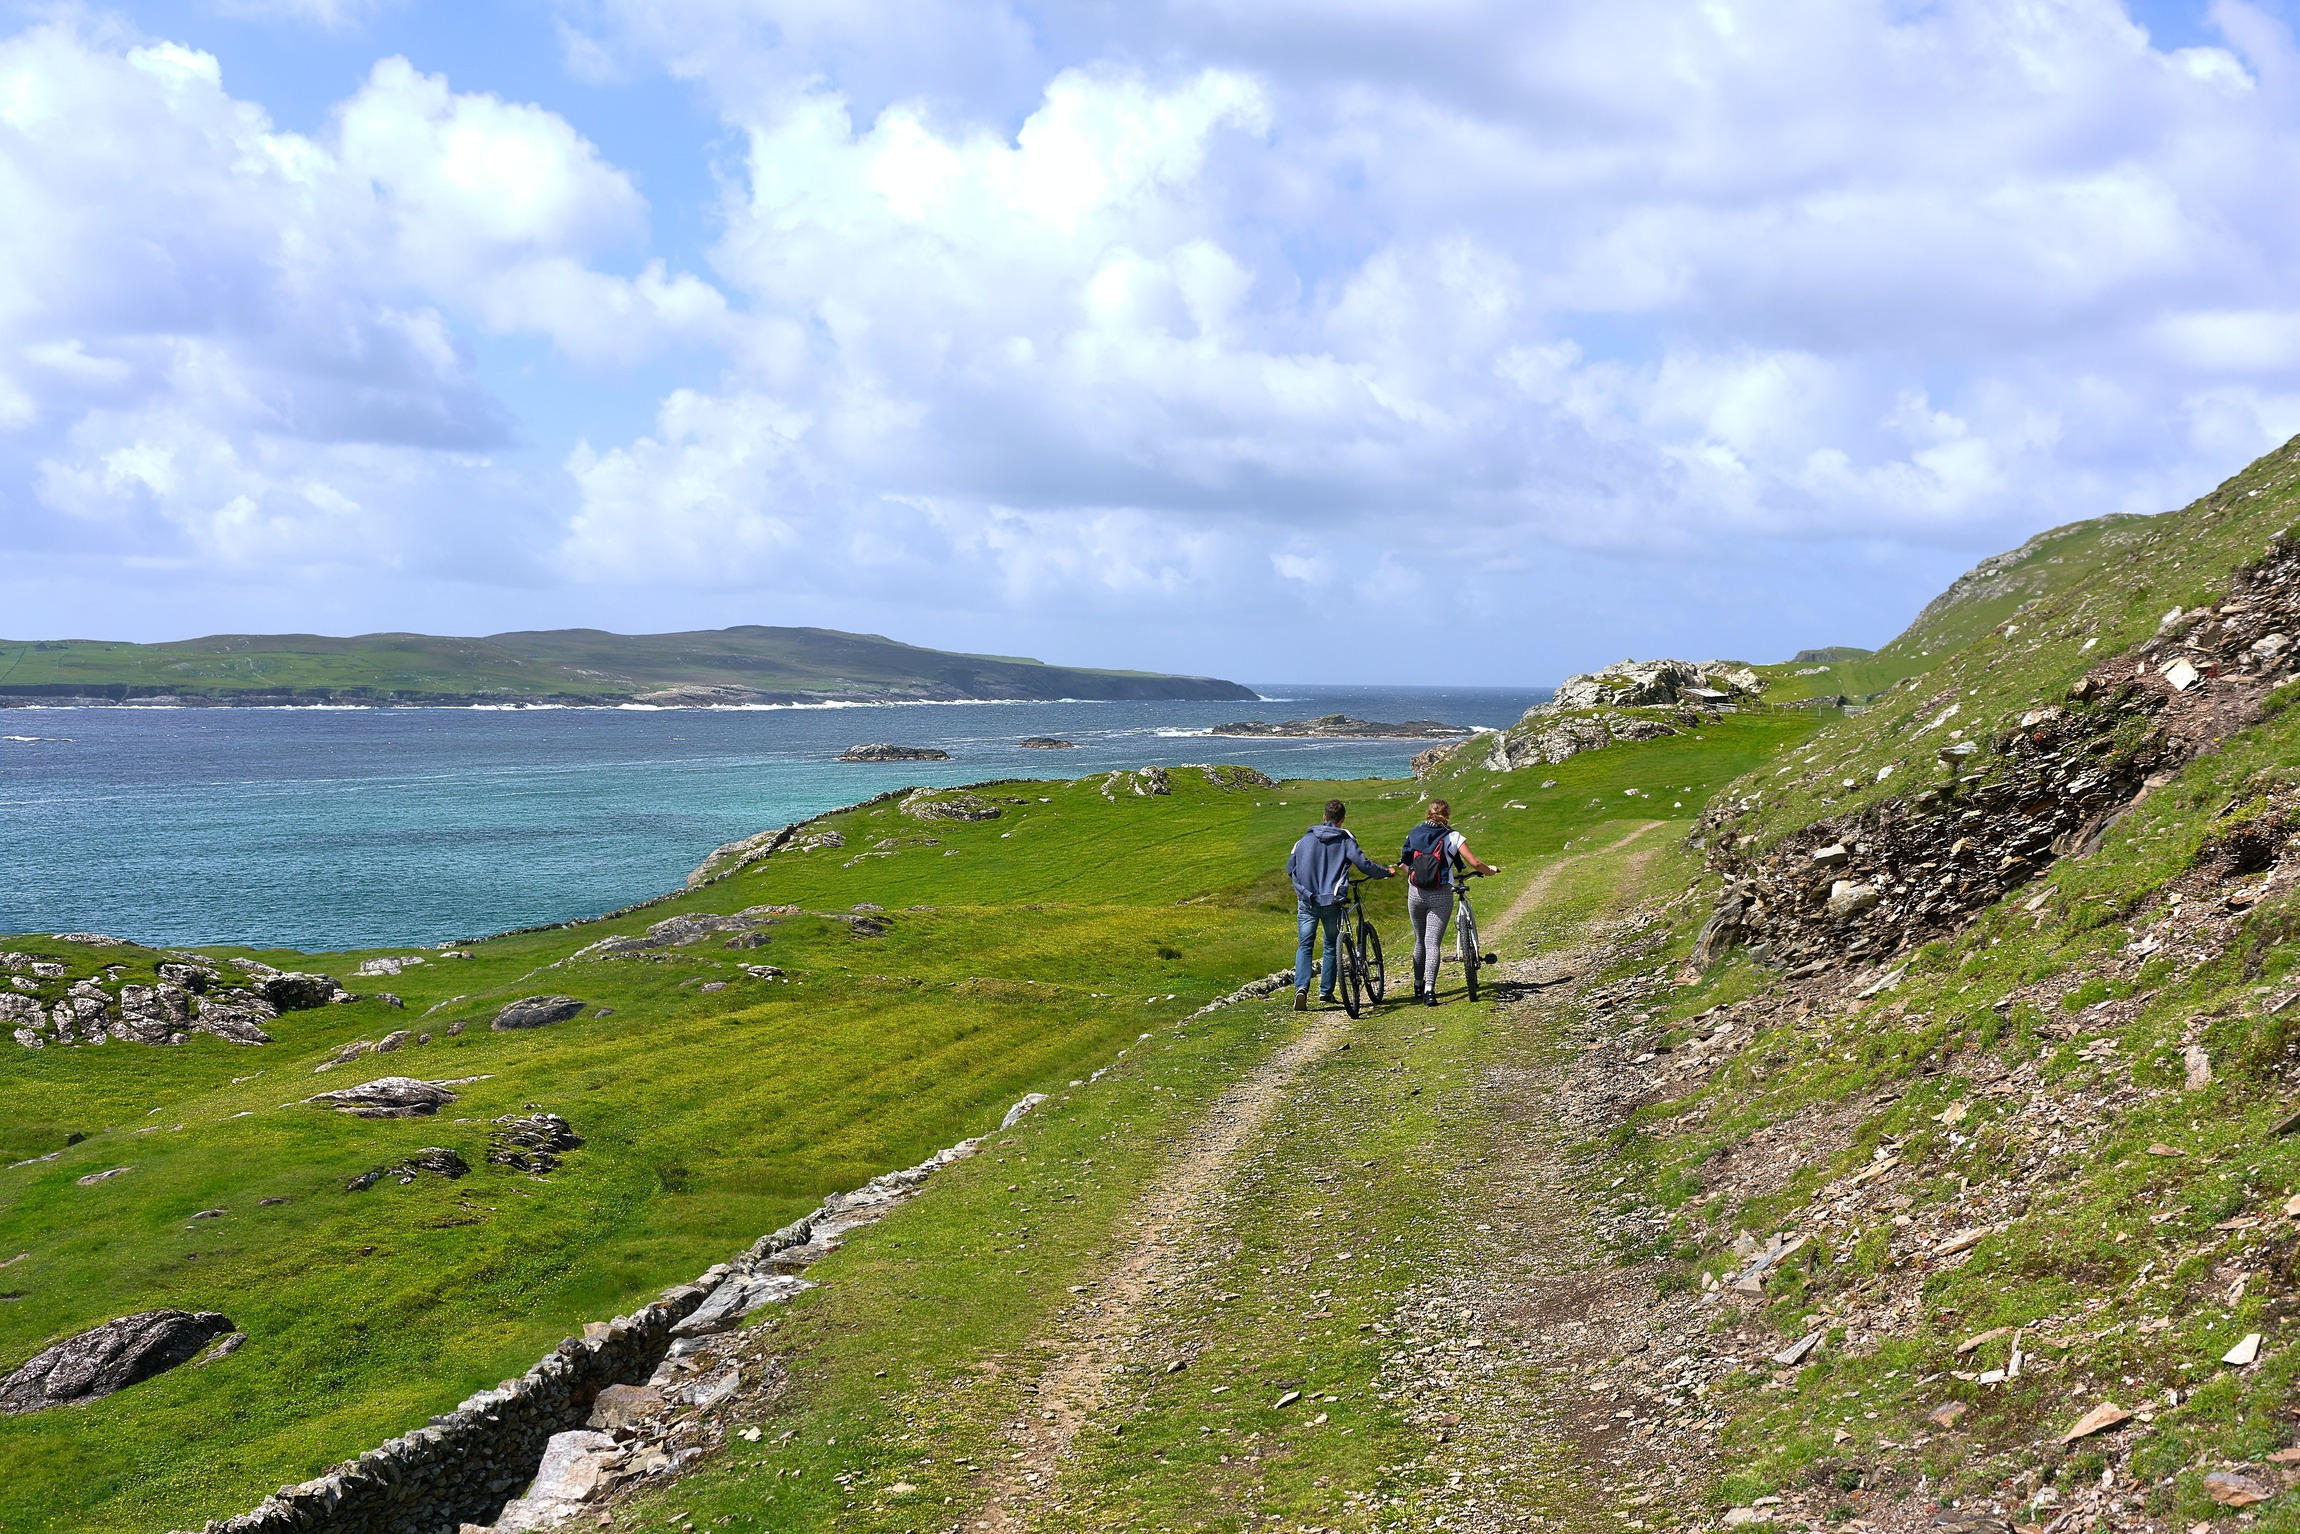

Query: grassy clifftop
(0, 626), (1256, 705)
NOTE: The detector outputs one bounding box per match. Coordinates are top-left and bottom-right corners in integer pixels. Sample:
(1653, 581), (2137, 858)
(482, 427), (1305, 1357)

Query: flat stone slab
(491, 996), (585, 1032)
(1, 1309), (237, 1413)
(306, 1076), (461, 1118)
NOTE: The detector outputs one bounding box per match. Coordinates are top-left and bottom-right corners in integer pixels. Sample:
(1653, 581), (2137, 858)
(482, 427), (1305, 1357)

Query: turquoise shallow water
(0, 685), (1542, 951)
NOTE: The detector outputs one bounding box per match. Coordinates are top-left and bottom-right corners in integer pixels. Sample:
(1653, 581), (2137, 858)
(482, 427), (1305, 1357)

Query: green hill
(0, 626), (1256, 705)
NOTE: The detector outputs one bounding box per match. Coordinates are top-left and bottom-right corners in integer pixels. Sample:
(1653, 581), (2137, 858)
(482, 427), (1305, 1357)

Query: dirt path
(977, 1004), (1356, 1531)
(1492, 819), (1667, 939)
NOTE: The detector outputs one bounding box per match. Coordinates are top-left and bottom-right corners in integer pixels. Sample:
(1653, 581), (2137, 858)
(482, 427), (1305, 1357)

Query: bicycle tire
(1361, 924), (1386, 1004)
(1458, 903), (1481, 1002)
(1339, 933), (1363, 1018)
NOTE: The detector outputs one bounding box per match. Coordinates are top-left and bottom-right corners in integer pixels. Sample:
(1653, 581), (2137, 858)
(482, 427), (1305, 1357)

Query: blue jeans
(1296, 898), (1344, 995)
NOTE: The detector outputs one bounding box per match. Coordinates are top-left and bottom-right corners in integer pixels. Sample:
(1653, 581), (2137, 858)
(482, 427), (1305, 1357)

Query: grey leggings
(1407, 883), (1455, 994)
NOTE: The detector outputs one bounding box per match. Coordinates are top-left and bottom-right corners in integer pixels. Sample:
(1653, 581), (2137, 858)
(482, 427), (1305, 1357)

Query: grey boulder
(1, 1309), (237, 1414)
(255, 972), (347, 1011)
(491, 995), (586, 1031)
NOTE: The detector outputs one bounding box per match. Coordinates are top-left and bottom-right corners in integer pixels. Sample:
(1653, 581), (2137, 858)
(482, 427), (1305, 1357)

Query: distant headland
(0, 626), (1258, 708)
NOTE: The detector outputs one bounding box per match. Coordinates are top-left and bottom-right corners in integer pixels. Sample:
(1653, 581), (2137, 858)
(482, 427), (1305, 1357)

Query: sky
(2, 0), (2298, 685)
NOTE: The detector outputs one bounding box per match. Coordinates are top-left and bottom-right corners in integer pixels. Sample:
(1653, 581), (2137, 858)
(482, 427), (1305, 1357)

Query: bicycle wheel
(1338, 933), (1364, 1018)
(1458, 904), (1481, 1001)
(1360, 923), (1386, 1004)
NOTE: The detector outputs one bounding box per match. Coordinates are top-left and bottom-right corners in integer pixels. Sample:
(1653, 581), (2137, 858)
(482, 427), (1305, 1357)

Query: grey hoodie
(1286, 822), (1391, 905)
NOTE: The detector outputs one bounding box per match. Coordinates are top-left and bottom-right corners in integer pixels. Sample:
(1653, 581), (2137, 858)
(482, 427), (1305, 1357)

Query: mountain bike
(1335, 872), (1387, 1018)
(1453, 867), (1499, 1002)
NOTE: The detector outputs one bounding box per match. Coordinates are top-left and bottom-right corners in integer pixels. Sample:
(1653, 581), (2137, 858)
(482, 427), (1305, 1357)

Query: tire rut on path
(977, 1005), (1355, 1532)
(1381, 834), (1725, 1533)
(1492, 819), (1666, 941)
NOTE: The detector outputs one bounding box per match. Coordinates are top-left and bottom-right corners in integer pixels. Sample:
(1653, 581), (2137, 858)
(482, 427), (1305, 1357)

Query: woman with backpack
(1399, 800), (1501, 1006)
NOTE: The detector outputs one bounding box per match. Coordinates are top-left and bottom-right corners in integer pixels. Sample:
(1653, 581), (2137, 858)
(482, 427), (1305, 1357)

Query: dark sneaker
(1318, 992), (1337, 1006)
(1294, 990), (1309, 1012)
(1424, 993), (1440, 1008)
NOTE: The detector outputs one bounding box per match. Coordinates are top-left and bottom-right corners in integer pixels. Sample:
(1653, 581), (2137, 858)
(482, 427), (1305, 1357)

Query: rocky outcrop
(1184, 763), (1278, 791)
(345, 1149), (469, 1193)
(900, 788), (1002, 822)
(1, 1309), (237, 1414)
(491, 996), (585, 1031)
(488, 1115), (582, 1176)
(1210, 714), (1474, 739)
(1099, 767), (1170, 799)
(306, 1077), (468, 1118)
(1447, 658), (1763, 778)
(1018, 736), (1074, 748)
(1697, 533), (2300, 971)
(5, 953), (325, 1050)
(836, 743), (950, 762)
(1539, 658), (1763, 713)
(1481, 711), (1683, 773)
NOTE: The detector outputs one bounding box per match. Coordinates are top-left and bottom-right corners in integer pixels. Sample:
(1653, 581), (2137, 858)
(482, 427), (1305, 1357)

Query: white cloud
(542, 0), (2300, 640)
(0, 21), (724, 580)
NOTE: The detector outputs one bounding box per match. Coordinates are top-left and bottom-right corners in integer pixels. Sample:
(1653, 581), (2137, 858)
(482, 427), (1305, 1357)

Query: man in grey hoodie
(1286, 800), (1395, 1009)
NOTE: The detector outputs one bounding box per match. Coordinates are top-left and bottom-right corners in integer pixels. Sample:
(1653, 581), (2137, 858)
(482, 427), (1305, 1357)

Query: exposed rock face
(836, 742), (950, 762)
(306, 1076), (463, 1118)
(491, 996), (586, 1031)
(1018, 736), (1074, 748)
(1210, 714), (1474, 739)
(488, 1114), (582, 1175)
(0, 1309), (237, 1414)
(900, 788), (1002, 822)
(345, 1148), (470, 1192)
(1698, 533), (2300, 971)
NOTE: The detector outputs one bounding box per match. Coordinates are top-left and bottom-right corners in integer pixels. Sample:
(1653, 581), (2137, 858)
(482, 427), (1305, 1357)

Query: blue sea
(0, 685), (1543, 952)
